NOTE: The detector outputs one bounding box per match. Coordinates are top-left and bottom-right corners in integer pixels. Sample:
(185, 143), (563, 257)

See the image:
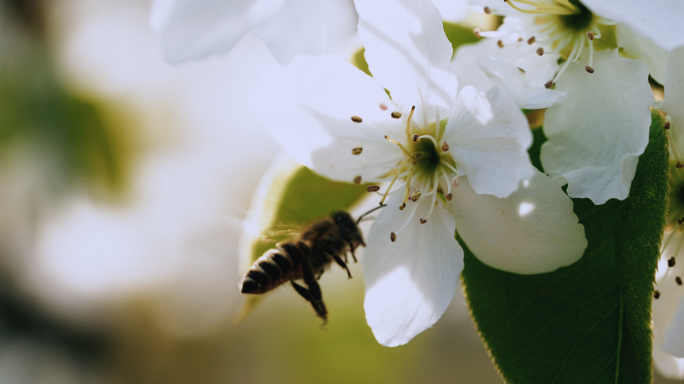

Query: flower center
(500, 0), (613, 87)
(371, 106), (458, 238)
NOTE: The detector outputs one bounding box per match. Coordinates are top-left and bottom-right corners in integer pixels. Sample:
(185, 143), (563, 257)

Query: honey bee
(239, 206), (384, 323)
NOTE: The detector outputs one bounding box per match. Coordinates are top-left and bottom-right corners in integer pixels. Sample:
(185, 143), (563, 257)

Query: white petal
(443, 86), (534, 198)
(451, 41), (493, 93)
(476, 51), (566, 109)
(355, 0), (458, 119)
(663, 46), (684, 146)
(582, 0), (684, 52)
(254, 0), (326, 66)
(150, 0), (278, 64)
(664, 299), (684, 357)
(466, 0), (519, 16)
(617, 24), (667, 85)
(653, 243), (684, 379)
(363, 192), (463, 347)
(250, 54), (406, 183)
(541, 50), (653, 204)
(449, 171), (586, 274)
(430, 0), (470, 21)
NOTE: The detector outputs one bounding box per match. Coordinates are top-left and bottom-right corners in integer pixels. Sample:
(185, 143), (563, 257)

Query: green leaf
(237, 157), (370, 321)
(461, 110), (668, 384)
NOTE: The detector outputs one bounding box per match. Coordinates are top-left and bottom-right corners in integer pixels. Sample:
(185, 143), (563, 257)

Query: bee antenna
(356, 204), (388, 225)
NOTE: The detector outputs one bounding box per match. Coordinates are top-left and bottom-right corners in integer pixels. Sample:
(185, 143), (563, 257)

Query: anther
(473, 28), (482, 38)
(400, 203), (406, 210)
(585, 65), (595, 74)
(677, 277), (683, 286)
(379, 103), (388, 111)
(586, 31), (595, 41)
(419, 218), (427, 224)
(536, 47), (544, 56)
(351, 116), (363, 123)
(391, 111), (402, 119)
(497, 40), (504, 48)
(518, 67), (526, 74)
(352, 147), (363, 155)
(678, 217), (684, 225)
(654, 290), (661, 299)
(518, 37), (523, 42)
(678, 161), (684, 169)
(367, 185), (380, 192)
(445, 193), (453, 201)
(484, 6), (491, 14)
(441, 142), (450, 152)
(390, 232), (396, 242)
(412, 134), (419, 142)
(411, 191), (421, 202)
(527, 36), (536, 45)
(353, 175), (362, 185)
(544, 81), (553, 89)
(665, 122), (671, 130)
(669, 257), (676, 267)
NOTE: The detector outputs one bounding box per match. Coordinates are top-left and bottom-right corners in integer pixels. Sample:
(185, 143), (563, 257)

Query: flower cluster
(150, 0), (684, 369)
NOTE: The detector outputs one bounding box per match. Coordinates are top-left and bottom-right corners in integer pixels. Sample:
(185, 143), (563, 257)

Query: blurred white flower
(150, 0), (327, 66)
(453, 0), (672, 204)
(251, 0), (587, 347)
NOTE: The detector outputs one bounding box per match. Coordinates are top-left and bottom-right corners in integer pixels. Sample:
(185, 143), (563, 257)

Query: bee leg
(331, 254), (352, 279)
(348, 242), (358, 263)
(291, 281), (311, 301)
(302, 259), (328, 323)
(317, 270), (325, 280)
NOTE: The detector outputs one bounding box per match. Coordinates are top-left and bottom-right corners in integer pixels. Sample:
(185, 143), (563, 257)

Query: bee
(239, 206), (385, 323)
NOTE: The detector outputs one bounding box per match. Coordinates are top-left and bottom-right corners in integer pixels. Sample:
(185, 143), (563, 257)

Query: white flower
(250, 0), (587, 346)
(454, 0), (665, 204)
(150, 0), (327, 65)
(653, 46), (684, 380)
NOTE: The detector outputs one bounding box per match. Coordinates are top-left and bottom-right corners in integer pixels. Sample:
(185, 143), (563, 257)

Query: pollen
(352, 147), (363, 155)
(351, 116), (363, 123)
(411, 191), (421, 202)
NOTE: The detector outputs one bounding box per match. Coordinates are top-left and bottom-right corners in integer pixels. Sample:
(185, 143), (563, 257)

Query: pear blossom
(250, 0), (586, 346)
(652, 46), (684, 380)
(453, 0), (671, 204)
(149, 0), (327, 65)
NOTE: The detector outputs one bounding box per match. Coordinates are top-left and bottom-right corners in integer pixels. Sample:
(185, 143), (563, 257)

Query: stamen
(396, 200), (420, 234)
(424, 175), (439, 219)
(412, 134), (419, 142)
(586, 31), (595, 41)
(536, 47), (544, 56)
(385, 135), (412, 157)
(654, 290), (661, 299)
(406, 106), (415, 143)
(411, 191), (421, 202)
(390, 232), (396, 242)
(440, 167), (452, 195)
(677, 276), (683, 286)
(585, 65), (594, 74)
(677, 161), (684, 169)
(367, 185), (381, 192)
(473, 28), (482, 38)
(528, 36), (536, 45)
(353, 175), (362, 185)
(669, 257), (676, 267)
(553, 39), (580, 83)
(441, 142), (450, 152)
(498, 40), (504, 48)
(351, 116), (362, 123)
(420, 218), (427, 224)
(379, 103), (388, 111)
(416, 134), (440, 150)
(545, 81), (554, 89)
(352, 147), (363, 155)
(391, 111), (402, 119)
(572, 36), (585, 63)
(484, 6), (491, 14)
(665, 122), (671, 130)
(379, 157), (412, 205)
(445, 193), (453, 201)
(587, 33), (594, 67)
(504, 0), (576, 15)
(402, 161), (416, 207)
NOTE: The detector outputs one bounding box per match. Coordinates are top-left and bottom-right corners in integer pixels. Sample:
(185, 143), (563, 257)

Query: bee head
(331, 211), (365, 247)
(331, 211), (355, 226)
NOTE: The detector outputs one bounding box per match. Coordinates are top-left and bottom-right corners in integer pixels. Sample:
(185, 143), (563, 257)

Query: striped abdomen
(240, 242), (306, 294)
